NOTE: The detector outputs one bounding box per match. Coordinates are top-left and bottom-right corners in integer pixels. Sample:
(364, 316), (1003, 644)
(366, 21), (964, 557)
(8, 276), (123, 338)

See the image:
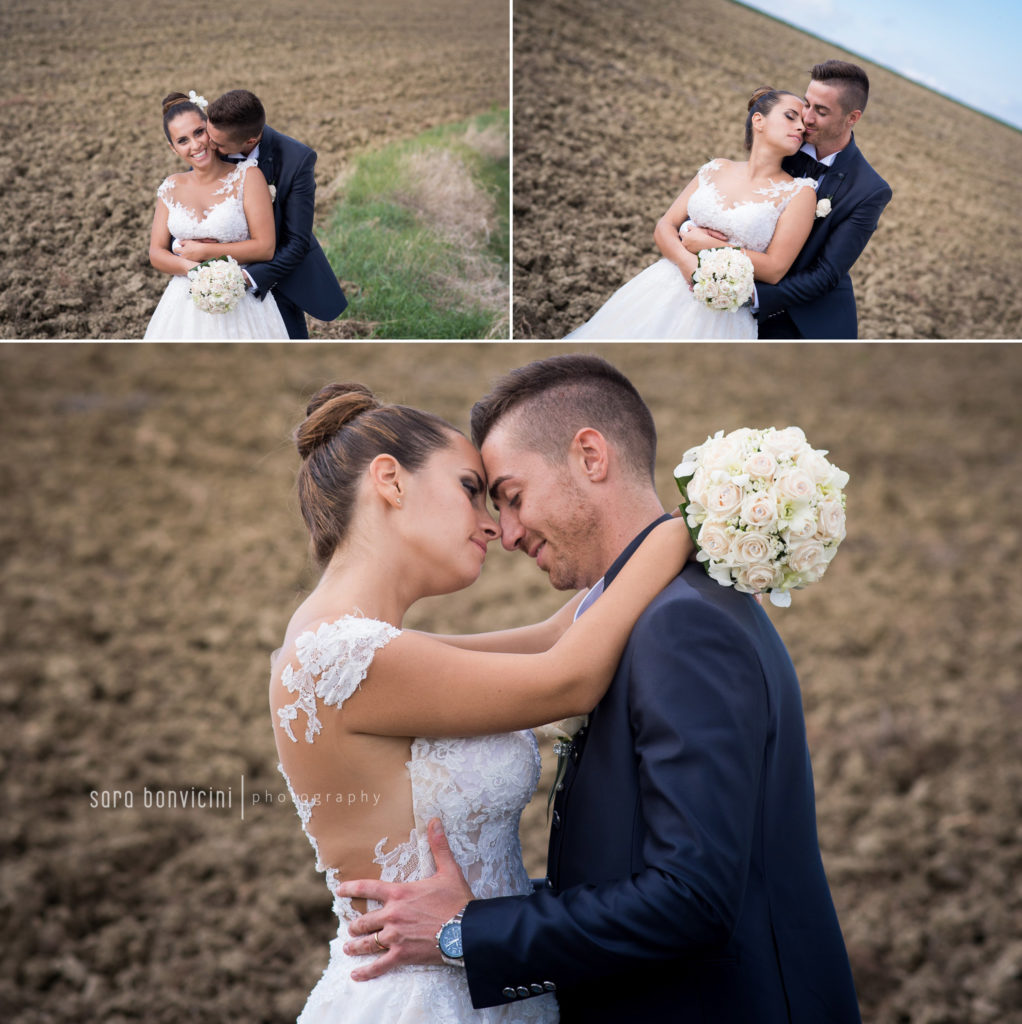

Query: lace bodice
(275, 615), (543, 926)
(686, 159), (815, 253)
(157, 158), (257, 242)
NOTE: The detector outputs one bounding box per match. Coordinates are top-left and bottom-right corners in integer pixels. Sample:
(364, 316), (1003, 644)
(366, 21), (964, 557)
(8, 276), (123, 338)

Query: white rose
(697, 522), (732, 560)
(776, 468), (816, 505)
(268, 184), (277, 203)
(708, 481), (743, 518)
(733, 530), (774, 565)
(743, 450), (777, 479)
(816, 197), (832, 218)
(816, 498), (846, 541)
(760, 426), (807, 460)
(740, 490), (778, 529)
(787, 539), (827, 574)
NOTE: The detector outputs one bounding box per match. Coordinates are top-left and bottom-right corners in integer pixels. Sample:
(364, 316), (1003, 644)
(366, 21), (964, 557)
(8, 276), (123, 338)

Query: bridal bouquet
(674, 426), (848, 606)
(188, 255), (247, 314)
(692, 246), (755, 313)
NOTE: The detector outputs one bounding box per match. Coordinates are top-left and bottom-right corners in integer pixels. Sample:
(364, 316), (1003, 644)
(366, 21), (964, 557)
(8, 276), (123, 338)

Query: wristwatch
(436, 908), (466, 967)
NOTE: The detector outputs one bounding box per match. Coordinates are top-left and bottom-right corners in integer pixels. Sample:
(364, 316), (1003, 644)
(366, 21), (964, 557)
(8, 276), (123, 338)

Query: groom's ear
(571, 428), (610, 483)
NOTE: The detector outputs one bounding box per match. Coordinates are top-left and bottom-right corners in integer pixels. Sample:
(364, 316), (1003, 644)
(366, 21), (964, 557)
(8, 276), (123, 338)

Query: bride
(269, 382), (690, 1022)
(565, 87), (818, 339)
(144, 92), (288, 339)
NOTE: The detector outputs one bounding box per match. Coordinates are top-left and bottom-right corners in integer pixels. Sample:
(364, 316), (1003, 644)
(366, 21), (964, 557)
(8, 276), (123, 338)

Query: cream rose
(797, 448), (834, 485)
(708, 481), (743, 518)
(788, 539), (827, 574)
(740, 490), (778, 529)
(733, 530), (774, 564)
(743, 450), (778, 479)
(776, 468), (816, 505)
(760, 426), (808, 460)
(700, 436), (743, 473)
(697, 522), (733, 560)
(736, 562), (783, 593)
(816, 498), (846, 541)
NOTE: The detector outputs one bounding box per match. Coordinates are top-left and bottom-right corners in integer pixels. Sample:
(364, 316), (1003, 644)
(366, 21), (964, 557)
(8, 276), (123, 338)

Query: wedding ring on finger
(372, 931), (388, 952)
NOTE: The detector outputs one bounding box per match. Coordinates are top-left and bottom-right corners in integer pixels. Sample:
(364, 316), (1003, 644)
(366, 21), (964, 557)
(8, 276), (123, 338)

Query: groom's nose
(497, 510), (524, 552)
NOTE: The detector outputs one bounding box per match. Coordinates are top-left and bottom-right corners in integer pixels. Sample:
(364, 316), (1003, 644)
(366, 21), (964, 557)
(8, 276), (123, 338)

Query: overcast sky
(738, 0), (1022, 130)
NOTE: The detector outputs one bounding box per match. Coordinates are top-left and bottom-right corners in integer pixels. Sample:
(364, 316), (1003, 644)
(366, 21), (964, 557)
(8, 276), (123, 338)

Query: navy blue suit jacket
(245, 125), (347, 338)
(756, 134), (891, 339)
(463, 520), (861, 1022)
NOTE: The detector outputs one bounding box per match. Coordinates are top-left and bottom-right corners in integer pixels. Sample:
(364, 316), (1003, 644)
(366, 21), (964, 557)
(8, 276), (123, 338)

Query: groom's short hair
(470, 354), (657, 483)
(810, 60), (870, 114)
(207, 89), (266, 141)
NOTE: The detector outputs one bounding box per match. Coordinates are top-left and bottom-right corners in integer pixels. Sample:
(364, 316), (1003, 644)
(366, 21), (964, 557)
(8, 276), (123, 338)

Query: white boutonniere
(268, 184), (277, 203)
(815, 196), (833, 219)
(536, 715), (589, 815)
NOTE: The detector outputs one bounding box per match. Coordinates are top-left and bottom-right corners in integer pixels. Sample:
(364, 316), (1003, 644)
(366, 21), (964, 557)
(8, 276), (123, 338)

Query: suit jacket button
(551, 810), (561, 828)
(543, 980), (557, 992)
(502, 987), (517, 1000)
(516, 986), (531, 998)
(530, 983), (545, 994)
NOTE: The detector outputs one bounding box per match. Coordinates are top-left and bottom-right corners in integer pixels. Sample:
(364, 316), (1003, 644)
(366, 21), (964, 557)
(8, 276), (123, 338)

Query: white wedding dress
(144, 159), (289, 339)
(565, 160), (816, 339)
(274, 615), (558, 1023)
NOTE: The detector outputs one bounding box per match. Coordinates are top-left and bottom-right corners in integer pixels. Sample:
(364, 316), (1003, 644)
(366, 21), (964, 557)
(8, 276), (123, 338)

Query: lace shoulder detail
(753, 174), (816, 203)
(212, 158), (258, 203)
(276, 615), (401, 744)
(156, 174), (182, 202)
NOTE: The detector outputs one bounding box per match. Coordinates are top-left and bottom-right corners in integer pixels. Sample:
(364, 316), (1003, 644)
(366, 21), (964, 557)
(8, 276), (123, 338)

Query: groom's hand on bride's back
(336, 818), (472, 980)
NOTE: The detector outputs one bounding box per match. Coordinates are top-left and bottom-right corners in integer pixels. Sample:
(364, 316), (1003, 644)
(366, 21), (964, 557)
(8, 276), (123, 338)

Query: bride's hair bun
(748, 86), (776, 112)
(292, 382), (459, 567)
(161, 91), (207, 141)
(295, 383), (381, 459)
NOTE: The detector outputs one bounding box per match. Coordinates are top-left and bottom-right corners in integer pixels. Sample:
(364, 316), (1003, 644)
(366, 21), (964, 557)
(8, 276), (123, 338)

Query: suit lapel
(257, 126), (277, 186)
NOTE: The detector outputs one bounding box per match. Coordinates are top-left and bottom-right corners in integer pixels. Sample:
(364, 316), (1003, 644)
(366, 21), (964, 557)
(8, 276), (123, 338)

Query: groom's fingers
(345, 905), (386, 938)
(336, 878), (392, 906)
(426, 817), (457, 872)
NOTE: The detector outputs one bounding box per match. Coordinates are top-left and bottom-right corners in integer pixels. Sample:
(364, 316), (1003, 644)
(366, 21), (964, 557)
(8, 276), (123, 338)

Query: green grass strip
(322, 108), (509, 339)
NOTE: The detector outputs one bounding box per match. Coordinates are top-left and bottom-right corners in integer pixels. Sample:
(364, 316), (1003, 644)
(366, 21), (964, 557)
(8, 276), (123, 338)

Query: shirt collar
(800, 142), (839, 168)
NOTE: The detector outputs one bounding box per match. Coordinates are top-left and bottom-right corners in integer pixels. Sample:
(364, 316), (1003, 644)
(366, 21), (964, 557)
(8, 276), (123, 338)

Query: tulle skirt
(565, 257), (757, 340)
(143, 274), (289, 339)
(296, 937), (558, 1023)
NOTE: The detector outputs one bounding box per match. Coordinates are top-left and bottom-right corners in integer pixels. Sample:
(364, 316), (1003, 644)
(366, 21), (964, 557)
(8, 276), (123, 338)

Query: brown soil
(0, 0), (508, 339)
(512, 0), (1022, 339)
(1, 341), (1020, 1023)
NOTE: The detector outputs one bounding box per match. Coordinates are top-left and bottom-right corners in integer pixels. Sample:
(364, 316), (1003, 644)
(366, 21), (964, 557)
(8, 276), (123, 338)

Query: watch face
(439, 922), (463, 958)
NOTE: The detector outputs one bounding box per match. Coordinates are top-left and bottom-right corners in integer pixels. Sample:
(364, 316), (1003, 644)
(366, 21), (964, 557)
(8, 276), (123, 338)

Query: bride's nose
(479, 516), (499, 542)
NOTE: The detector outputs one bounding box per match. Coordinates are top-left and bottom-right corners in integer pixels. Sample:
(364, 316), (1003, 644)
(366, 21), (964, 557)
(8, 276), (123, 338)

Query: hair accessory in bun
(187, 90), (208, 111)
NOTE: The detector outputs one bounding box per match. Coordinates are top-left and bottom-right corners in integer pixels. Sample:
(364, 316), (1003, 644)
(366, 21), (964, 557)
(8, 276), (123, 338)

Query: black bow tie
(222, 154), (245, 164)
(791, 150), (829, 179)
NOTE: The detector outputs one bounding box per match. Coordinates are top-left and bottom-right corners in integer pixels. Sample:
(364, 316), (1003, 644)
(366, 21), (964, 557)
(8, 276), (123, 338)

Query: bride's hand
(177, 239), (214, 261)
(682, 226), (729, 253)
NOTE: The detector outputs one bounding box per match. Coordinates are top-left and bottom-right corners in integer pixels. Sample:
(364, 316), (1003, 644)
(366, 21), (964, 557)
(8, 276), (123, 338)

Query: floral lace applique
(688, 160), (816, 253)
(157, 158), (258, 242)
(276, 613), (401, 744)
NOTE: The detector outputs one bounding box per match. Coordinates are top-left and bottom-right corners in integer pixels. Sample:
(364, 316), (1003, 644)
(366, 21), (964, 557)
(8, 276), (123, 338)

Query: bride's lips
(471, 537), (488, 557)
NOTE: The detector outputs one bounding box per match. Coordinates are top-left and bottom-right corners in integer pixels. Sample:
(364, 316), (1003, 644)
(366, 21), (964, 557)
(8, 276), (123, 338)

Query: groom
(686, 60), (892, 339)
(204, 89), (347, 339)
(338, 354), (862, 1022)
